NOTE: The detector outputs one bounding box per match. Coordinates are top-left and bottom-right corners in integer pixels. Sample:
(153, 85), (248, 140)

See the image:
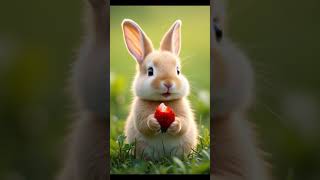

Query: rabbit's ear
(160, 20), (182, 56)
(122, 19), (154, 64)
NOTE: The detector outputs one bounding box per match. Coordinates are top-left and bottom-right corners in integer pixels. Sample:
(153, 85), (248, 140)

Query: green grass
(110, 131), (210, 174)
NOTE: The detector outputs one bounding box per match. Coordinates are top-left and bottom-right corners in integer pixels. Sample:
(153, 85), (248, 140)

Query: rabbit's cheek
(173, 77), (182, 90)
(175, 75), (189, 97)
(134, 75), (155, 98)
(213, 50), (228, 89)
(212, 40), (255, 114)
(150, 76), (162, 90)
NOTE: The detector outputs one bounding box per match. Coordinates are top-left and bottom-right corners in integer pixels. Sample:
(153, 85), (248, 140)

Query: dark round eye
(148, 67), (154, 76)
(177, 67), (180, 75)
(214, 24), (223, 42)
(213, 17), (223, 42)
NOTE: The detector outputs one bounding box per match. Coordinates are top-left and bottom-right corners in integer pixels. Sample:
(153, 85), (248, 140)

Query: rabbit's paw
(167, 118), (182, 136)
(147, 115), (161, 135)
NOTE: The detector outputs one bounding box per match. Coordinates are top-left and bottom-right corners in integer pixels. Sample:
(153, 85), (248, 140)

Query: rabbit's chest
(141, 133), (184, 158)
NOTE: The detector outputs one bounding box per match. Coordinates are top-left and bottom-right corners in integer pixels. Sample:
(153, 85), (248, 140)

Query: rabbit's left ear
(160, 20), (182, 56)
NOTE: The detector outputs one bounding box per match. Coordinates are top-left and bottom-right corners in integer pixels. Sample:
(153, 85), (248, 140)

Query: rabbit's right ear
(122, 19), (154, 64)
(160, 20), (182, 56)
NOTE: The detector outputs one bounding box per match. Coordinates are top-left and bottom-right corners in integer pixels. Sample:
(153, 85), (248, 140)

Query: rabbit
(55, 0), (108, 180)
(121, 19), (198, 160)
(211, 0), (271, 180)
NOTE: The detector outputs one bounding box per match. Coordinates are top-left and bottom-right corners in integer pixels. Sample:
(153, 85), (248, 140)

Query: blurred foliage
(0, 0), (82, 179)
(110, 6), (210, 174)
(229, 0), (320, 179)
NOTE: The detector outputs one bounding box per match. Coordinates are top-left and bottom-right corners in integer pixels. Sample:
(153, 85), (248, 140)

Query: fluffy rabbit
(121, 19), (198, 160)
(211, 0), (270, 179)
(55, 0), (108, 179)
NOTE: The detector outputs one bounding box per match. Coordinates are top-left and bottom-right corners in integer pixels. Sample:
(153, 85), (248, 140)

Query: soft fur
(55, 0), (108, 179)
(122, 19), (198, 159)
(211, 0), (270, 179)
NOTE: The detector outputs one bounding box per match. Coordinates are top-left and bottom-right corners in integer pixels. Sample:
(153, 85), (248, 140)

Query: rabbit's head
(212, 0), (255, 115)
(212, 0), (226, 43)
(122, 19), (190, 101)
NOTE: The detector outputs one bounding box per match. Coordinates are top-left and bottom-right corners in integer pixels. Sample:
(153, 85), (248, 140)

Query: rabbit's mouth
(161, 92), (171, 98)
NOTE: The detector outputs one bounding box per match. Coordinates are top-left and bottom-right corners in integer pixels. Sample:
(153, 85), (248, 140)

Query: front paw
(167, 119), (182, 136)
(147, 115), (161, 135)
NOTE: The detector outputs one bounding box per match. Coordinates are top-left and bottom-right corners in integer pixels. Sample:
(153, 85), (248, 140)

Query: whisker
(256, 101), (285, 122)
(254, 69), (275, 80)
(255, 74), (280, 91)
(251, 61), (273, 71)
(180, 54), (196, 66)
(239, 43), (287, 50)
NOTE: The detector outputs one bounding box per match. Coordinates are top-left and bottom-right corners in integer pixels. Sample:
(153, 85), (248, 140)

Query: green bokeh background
(229, 1), (320, 179)
(0, 0), (318, 179)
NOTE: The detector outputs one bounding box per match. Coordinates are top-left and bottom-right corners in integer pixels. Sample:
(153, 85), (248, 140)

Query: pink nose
(164, 83), (172, 89)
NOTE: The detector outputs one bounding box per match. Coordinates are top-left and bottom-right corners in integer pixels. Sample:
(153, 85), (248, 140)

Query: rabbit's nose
(164, 82), (173, 89)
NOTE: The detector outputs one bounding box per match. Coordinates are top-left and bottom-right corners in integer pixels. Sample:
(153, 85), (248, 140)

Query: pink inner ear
(123, 23), (145, 63)
(172, 24), (181, 55)
(126, 36), (144, 62)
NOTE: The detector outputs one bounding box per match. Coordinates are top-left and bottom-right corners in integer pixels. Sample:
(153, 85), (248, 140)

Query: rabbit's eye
(213, 17), (223, 42)
(148, 67), (154, 76)
(214, 24), (223, 42)
(177, 67), (180, 75)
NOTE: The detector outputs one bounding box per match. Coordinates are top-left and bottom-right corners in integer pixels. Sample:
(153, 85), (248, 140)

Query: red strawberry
(154, 103), (175, 133)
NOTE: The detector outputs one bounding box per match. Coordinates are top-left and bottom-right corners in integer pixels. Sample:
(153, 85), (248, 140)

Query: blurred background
(0, 1), (81, 179)
(0, 0), (319, 179)
(110, 6), (210, 173)
(227, 0), (320, 179)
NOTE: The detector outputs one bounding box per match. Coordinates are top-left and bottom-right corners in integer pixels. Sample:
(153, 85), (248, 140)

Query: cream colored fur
(122, 19), (198, 160)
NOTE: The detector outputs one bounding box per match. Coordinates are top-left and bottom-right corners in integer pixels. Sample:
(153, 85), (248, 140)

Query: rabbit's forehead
(144, 51), (179, 68)
(213, 0), (225, 18)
